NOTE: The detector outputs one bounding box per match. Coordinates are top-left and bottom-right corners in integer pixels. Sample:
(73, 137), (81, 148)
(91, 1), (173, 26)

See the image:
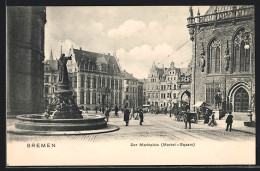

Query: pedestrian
(184, 109), (191, 129)
(95, 106), (98, 113)
(115, 105), (119, 117)
(130, 107), (135, 119)
(138, 108), (144, 125)
(123, 106), (130, 126)
(102, 106), (105, 114)
(105, 107), (110, 122)
(208, 112), (217, 126)
(164, 107), (167, 115)
(169, 106), (172, 117)
(204, 109), (210, 124)
(225, 111), (233, 132)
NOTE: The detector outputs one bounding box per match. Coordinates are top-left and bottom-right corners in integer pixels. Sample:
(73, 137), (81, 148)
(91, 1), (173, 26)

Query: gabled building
(144, 61), (186, 110)
(67, 47), (124, 110)
(122, 70), (139, 109)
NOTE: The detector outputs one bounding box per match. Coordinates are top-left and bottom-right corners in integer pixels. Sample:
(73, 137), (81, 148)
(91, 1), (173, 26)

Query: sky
(44, 6), (209, 79)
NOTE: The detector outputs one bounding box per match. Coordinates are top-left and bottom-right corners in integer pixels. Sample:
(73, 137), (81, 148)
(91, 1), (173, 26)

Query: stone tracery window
(208, 39), (221, 74)
(233, 28), (251, 72)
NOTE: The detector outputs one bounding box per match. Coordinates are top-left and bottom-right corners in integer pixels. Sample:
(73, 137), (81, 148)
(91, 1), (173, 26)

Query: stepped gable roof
(156, 68), (164, 77)
(123, 70), (137, 80)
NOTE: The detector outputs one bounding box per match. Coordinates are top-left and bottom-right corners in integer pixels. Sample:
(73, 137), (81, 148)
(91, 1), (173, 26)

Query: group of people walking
(123, 106), (144, 126)
(97, 104), (233, 132)
(98, 105), (144, 126)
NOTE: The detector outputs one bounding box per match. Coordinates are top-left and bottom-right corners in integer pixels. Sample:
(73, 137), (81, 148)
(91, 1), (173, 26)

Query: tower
(7, 6), (47, 117)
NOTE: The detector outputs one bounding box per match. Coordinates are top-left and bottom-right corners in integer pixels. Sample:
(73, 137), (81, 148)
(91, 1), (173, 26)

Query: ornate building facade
(66, 48), (124, 110)
(187, 6), (255, 120)
(7, 6), (47, 117)
(144, 61), (186, 110)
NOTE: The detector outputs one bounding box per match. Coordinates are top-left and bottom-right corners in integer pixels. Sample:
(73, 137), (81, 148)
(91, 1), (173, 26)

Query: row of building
(44, 47), (144, 110)
(44, 47), (192, 112)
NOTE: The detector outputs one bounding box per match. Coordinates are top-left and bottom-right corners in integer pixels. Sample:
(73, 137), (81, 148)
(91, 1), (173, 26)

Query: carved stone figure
(224, 40), (230, 71)
(58, 53), (72, 85)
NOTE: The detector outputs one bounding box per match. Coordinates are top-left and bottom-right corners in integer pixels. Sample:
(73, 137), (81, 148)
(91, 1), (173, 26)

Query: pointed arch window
(233, 28), (251, 72)
(208, 39), (221, 74)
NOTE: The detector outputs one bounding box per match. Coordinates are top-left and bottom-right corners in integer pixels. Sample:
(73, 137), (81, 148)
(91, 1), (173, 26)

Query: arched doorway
(234, 87), (249, 112)
(180, 90), (191, 109)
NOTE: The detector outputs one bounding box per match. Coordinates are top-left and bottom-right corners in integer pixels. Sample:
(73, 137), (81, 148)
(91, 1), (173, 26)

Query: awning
(194, 101), (210, 107)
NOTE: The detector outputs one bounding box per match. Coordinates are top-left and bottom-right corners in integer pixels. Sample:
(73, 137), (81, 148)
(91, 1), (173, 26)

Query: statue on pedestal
(58, 53), (72, 85)
(44, 53), (82, 119)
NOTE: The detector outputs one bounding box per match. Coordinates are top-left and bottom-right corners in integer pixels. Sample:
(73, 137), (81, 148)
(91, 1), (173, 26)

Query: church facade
(187, 6), (255, 120)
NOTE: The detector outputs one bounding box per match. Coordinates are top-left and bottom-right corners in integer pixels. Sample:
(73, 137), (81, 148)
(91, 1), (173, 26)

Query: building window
(115, 92), (118, 105)
(205, 83), (220, 104)
(126, 87), (129, 92)
(80, 91), (84, 104)
(111, 78), (114, 89)
(98, 76), (101, 88)
(92, 91), (96, 104)
(86, 91), (90, 104)
(119, 80), (122, 90)
(115, 79), (118, 90)
(111, 93), (114, 105)
(174, 85), (176, 90)
(102, 77), (105, 87)
(126, 95), (129, 100)
(126, 80), (129, 84)
(173, 93), (176, 99)
(45, 87), (49, 94)
(92, 77), (96, 89)
(81, 76), (84, 88)
(119, 92), (122, 105)
(233, 28), (251, 72)
(107, 78), (110, 89)
(87, 77), (91, 88)
(45, 76), (49, 83)
(208, 39), (221, 74)
(73, 76), (77, 88)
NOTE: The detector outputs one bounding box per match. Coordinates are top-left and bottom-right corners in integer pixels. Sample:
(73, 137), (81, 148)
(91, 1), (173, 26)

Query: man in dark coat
(138, 108), (144, 125)
(115, 105), (119, 117)
(184, 109), (191, 129)
(226, 111), (233, 132)
(105, 107), (110, 122)
(123, 106), (130, 126)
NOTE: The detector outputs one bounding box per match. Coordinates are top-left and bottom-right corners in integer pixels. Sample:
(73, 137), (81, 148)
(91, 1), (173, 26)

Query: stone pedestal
(45, 83), (83, 119)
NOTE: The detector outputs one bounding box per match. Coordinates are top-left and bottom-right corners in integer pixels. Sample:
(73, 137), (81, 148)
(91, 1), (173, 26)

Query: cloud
(107, 19), (146, 38)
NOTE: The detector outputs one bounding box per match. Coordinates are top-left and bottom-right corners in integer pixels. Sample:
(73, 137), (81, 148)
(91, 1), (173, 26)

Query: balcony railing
(195, 6), (254, 23)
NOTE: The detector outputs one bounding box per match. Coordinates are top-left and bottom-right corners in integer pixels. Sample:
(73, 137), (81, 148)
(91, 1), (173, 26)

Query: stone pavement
(99, 110), (255, 135)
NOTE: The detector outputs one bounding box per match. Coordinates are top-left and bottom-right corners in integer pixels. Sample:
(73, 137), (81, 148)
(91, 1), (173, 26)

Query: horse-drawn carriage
(174, 110), (198, 124)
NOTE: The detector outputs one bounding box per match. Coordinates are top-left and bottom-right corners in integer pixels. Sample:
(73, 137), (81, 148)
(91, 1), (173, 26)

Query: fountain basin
(15, 114), (107, 131)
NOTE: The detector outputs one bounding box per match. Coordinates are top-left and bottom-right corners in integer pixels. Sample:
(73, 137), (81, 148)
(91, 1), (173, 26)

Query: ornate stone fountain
(10, 54), (118, 135)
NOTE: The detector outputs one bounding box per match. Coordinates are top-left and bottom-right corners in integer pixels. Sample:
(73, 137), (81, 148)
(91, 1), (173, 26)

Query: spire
(197, 8), (200, 16)
(49, 49), (53, 61)
(189, 6), (194, 17)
